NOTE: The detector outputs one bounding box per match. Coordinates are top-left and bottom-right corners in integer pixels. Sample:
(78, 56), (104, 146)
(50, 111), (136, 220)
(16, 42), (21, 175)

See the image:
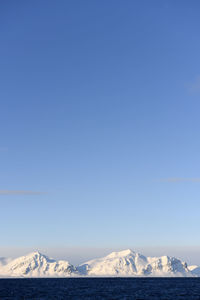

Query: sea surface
(0, 278), (200, 299)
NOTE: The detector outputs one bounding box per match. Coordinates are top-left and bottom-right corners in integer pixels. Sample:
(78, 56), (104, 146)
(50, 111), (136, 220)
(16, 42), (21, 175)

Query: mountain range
(0, 249), (199, 277)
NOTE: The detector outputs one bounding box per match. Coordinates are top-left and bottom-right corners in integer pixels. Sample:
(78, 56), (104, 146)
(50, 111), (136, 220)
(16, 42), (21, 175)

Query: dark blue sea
(0, 278), (200, 299)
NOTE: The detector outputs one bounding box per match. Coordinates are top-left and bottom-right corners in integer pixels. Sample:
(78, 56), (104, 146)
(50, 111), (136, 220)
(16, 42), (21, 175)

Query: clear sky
(1, 1), (200, 260)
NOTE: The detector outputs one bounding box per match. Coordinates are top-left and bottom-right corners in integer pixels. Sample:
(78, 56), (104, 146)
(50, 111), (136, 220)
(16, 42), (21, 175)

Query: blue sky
(1, 1), (200, 259)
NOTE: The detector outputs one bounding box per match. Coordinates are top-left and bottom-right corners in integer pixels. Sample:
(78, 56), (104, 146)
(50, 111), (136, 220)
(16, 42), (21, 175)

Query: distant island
(0, 249), (199, 278)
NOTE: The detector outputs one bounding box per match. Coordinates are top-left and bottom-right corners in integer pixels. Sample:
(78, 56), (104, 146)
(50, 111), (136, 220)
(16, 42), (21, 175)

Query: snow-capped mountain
(0, 249), (198, 277)
(188, 265), (200, 276)
(0, 251), (76, 277)
(77, 249), (192, 277)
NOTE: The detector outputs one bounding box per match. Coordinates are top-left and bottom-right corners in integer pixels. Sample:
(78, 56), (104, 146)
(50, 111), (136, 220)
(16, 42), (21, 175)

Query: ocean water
(0, 278), (200, 299)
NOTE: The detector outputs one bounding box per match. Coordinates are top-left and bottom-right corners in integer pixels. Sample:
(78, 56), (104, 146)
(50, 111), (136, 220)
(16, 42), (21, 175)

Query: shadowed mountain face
(0, 249), (198, 277)
(188, 265), (200, 276)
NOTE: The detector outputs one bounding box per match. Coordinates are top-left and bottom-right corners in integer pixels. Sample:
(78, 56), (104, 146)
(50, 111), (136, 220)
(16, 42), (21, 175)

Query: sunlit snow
(0, 249), (199, 278)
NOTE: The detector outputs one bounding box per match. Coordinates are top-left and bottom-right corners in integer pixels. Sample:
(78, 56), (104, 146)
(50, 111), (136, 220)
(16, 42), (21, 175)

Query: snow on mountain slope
(188, 265), (200, 276)
(77, 249), (192, 277)
(0, 249), (198, 277)
(0, 251), (76, 277)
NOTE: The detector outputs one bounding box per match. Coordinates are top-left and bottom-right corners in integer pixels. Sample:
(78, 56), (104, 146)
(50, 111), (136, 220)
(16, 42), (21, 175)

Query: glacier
(0, 249), (199, 278)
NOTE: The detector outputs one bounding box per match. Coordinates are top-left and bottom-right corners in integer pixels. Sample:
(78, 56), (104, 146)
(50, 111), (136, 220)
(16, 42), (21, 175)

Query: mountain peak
(25, 251), (50, 261)
(1, 251), (75, 277)
(0, 249), (197, 278)
(78, 249), (192, 277)
(29, 251), (43, 256)
(107, 249), (135, 258)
